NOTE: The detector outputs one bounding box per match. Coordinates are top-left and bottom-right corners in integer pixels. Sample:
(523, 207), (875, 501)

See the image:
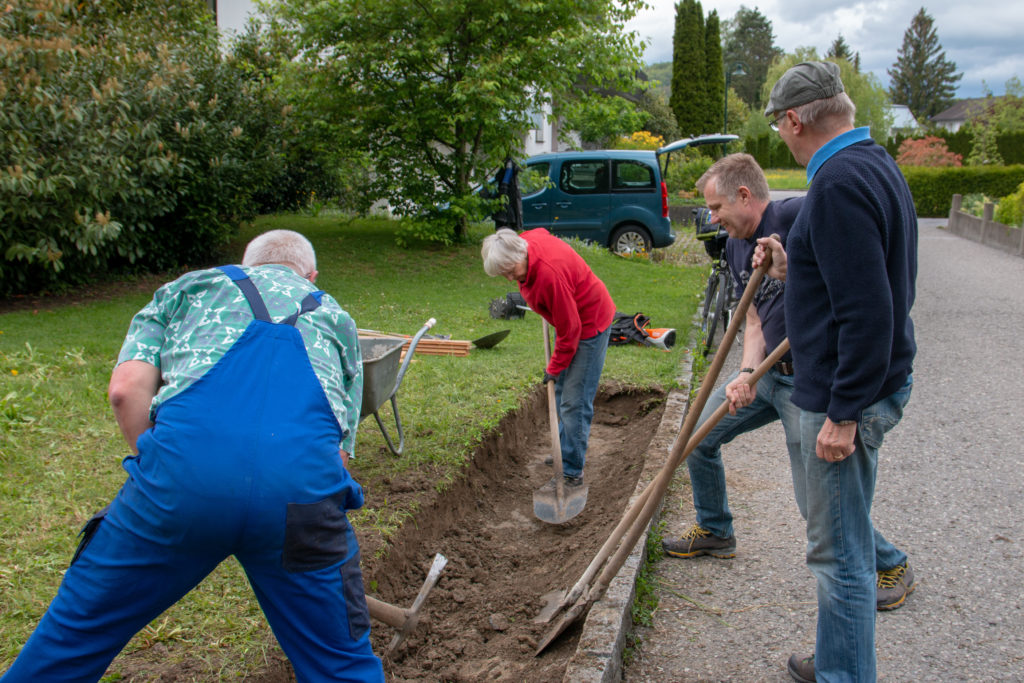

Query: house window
(531, 111), (545, 142)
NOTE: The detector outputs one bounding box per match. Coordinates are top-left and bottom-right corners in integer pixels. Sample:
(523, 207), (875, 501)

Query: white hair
(242, 229), (316, 276)
(481, 229), (528, 277)
(794, 92), (856, 130)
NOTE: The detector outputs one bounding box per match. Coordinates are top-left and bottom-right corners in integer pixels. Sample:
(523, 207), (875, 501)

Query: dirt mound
(363, 383), (665, 682)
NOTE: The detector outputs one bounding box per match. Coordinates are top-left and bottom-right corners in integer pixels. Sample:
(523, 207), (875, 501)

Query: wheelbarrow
(358, 318), (436, 456)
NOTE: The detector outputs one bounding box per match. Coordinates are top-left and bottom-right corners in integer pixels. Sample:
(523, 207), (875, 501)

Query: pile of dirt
(360, 383), (665, 682)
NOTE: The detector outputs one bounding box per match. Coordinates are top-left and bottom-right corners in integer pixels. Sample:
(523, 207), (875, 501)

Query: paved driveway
(624, 218), (1024, 681)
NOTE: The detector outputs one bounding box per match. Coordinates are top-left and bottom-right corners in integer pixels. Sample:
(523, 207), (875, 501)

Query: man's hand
(816, 418), (857, 462)
(725, 373), (757, 415)
(542, 371), (559, 385)
(339, 449), (350, 469)
(754, 236), (787, 281)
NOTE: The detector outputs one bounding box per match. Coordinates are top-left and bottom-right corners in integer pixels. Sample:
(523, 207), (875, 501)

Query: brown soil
(359, 383), (664, 682)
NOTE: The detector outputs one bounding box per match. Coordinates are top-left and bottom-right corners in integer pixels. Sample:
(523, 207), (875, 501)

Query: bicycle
(693, 207), (738, 355)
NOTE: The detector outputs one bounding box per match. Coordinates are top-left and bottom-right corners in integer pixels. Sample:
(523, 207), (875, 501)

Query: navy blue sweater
(785, 140), (918, 422)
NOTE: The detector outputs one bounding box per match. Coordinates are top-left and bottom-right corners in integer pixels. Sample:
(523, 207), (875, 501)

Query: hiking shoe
(877, 562), (916, 611)
(787, 653), (815, 682)
(563, 475), (584, 488)
(661, 524), (736, 559)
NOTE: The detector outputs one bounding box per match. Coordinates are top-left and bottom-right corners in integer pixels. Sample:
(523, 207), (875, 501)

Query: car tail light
(661, 181), (669, 218)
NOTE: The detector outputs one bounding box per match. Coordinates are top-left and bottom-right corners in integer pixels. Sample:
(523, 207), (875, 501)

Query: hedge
(901, 165), (1024, 217)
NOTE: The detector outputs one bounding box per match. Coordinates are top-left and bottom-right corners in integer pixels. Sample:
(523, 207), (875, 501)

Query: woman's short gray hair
(242, 229), (316, 276)
(481, 229), (528, 277)
(794, 92), (856, 130)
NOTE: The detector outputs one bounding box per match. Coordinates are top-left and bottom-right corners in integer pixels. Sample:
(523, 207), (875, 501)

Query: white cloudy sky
(217, 0), (1020, 99)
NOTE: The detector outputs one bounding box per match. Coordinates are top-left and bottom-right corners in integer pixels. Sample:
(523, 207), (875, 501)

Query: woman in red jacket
(482, 228), (616, 487)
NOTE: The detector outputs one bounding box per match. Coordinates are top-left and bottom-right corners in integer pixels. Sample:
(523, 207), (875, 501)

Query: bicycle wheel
(704, 271), (730, 354)
(700, 271), (720, 355)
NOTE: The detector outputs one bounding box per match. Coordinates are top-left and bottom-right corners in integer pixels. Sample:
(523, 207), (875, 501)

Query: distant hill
(644, 61), (672, 100)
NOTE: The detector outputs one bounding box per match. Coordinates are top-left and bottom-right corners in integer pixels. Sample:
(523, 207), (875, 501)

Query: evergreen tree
(827, 33), (860, 72)
(722, 5), (782, 108)
(888, 7), (962, 120)
(669, 0), (707, 136)
(704, 10), (724, 133)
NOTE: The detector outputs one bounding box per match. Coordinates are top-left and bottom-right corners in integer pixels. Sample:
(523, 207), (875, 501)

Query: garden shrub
(900, 165), (1024, 217)
(896, 137), (962, 167)
(994, 182), (1024, 227)
(0, 0), (288, 295)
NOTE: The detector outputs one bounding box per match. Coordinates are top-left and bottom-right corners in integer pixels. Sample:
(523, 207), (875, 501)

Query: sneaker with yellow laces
(877, 561), (916, 611)
(662, 524), (736, 559)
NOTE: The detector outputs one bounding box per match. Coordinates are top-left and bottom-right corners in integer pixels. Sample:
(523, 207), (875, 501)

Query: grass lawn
(764, 167), (808, 190)
(0, 214), (709, 676)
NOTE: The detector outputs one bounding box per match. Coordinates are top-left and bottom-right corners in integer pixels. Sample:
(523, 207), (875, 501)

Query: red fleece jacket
(518, 229), (616, 375)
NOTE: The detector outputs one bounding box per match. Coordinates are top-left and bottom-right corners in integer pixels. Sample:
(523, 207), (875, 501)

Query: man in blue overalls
(2, 230), (385, 682)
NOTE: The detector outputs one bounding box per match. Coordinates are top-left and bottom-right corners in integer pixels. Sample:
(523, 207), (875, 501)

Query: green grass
(764, 167), (808, 190)
(0, 214), (708, 674)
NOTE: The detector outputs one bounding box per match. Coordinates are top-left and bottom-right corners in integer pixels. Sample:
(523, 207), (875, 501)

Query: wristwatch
(836, 419), (856, 426)
(740, 367), (755, 374)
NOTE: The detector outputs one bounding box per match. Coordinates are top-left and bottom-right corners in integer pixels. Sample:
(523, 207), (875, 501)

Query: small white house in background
(887, 104), (921, 138)
(929, 98), (1003, 132)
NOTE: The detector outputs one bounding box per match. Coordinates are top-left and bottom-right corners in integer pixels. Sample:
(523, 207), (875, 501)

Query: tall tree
(722, 5), (782, 108)
(669, 0), (707, 136)
(827, 33), (860, 72)
(269, 0), (646, 242)
(703, 10), (724, 133)
(888, 7), (962, 120)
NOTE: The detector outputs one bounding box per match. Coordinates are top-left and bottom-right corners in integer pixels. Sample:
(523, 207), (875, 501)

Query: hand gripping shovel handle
(540, 248), (776, 626)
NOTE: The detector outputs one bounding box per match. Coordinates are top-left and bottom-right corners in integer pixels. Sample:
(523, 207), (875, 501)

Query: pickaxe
(367, 552), (448, 657)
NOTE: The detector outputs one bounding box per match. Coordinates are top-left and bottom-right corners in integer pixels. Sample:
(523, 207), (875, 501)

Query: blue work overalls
(2, 266), (384, 682)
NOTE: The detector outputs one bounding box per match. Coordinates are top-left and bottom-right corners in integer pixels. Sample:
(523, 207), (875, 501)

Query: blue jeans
(553, 326), (610, 478)
(798, 377), (913, 682)
(688, 370), (907, 574)
(688, 368), (803, 539)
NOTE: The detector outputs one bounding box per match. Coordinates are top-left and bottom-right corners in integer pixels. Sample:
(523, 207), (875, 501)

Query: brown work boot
(661, 524), (736, 559)
(877, 562), (916, 611)
(787, 653), (815, 682)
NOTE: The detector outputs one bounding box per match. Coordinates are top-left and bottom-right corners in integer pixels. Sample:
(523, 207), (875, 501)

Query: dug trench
(357, 381), (666, 682)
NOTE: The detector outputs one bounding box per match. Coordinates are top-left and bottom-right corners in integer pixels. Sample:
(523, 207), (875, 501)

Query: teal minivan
(520, 134), (737, 254)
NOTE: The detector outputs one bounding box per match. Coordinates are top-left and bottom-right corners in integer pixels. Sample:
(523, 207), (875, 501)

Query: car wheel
(609, 225), (652, 255)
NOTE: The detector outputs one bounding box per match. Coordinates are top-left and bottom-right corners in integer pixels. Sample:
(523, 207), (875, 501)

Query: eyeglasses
(768, 112), (787, 131)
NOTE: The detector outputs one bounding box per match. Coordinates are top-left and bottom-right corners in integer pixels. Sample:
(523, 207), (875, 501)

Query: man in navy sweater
(756, 62), (918, 683)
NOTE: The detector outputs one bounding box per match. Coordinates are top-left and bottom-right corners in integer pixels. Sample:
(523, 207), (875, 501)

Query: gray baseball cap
(763, 61), (844, 116)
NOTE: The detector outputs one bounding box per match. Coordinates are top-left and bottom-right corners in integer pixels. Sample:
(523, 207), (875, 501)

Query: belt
(774, 361), (795, 376)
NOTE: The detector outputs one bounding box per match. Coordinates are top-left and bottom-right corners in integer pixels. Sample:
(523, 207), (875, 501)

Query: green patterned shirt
(117, 264), (363, 455)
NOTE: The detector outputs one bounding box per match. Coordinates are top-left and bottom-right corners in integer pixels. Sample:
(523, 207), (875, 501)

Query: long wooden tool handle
(542, 320), (566, 502)
(587, 338), (791, 598)
(556, 258), (773, 609)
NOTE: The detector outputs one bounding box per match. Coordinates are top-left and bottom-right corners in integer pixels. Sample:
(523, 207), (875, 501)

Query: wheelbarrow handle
(391, 318), (437, 396)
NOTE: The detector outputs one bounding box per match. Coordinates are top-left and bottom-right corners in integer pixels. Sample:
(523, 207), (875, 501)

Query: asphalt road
(624, 218), (1024, 681)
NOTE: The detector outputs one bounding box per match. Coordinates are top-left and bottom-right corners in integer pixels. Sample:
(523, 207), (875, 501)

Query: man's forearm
(108, 360), (161, 454)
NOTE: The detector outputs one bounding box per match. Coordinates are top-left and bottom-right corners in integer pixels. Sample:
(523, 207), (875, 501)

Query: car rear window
(559, 160), (608, 195)
(612, 160), (656, 192)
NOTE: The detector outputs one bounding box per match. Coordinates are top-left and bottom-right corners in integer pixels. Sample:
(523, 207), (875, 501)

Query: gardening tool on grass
(471, 329), (511, 349)
(533, 319), (588, 523)
(366, 552), (448, 657)
(534, 241), (781, 652)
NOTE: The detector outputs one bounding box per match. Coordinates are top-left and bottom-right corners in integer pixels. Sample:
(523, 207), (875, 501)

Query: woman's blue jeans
(798, 377), (913, 682)
(553, 326), (611, 479)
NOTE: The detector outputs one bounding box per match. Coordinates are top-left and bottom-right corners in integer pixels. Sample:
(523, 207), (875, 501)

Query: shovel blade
(533, 483), (588, 524)
(533, 589), (567, 624)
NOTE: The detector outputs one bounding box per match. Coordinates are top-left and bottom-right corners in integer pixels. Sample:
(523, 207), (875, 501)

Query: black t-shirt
(724, 197), (803, 363)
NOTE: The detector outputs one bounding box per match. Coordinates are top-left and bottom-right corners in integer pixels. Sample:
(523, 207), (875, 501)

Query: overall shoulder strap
(281, 292), (324, 327)
(216, 265), (271, 322)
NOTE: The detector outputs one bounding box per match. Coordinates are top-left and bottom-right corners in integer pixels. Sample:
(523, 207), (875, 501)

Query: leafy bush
(611, 131), (666, 151)
(900, 165), (1024, 216)
(959, 193), (997, 218)
(0, 0), (289, 295)
(995, 182), (1024, 227)
(896, 136), (962, 167)
(664, 151), (714, 197)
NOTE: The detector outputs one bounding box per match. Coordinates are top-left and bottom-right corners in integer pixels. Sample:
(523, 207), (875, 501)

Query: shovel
(471, 329), (510, 349)
(533, 319), (588, 523)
